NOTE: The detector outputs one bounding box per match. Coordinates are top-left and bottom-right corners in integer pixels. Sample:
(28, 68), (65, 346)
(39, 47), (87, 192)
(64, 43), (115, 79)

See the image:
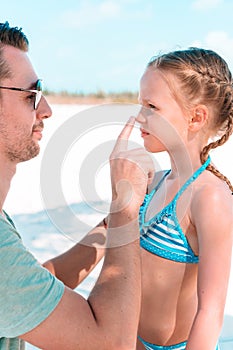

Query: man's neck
(0, 157), (17, 211)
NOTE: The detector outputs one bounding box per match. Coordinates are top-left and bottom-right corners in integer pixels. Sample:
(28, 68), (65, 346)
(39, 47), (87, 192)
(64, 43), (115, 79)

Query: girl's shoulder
(193, 169), (232, 199)
(191, 171), (233, 221)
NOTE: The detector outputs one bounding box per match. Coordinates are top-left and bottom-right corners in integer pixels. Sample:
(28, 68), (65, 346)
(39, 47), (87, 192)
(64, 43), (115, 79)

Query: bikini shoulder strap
(173, 156), (211, 203)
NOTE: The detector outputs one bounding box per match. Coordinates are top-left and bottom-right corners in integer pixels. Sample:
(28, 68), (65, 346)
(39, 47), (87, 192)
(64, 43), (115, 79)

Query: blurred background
(1, 1), (233, 349)
(1, 0), (233, 95)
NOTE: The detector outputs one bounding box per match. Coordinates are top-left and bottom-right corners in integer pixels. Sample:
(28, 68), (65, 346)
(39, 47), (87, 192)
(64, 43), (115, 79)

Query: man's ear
(188, 105), (209, 132)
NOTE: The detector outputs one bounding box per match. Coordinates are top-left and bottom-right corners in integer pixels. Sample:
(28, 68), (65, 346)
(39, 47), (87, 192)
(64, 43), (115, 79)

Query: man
(0, 22), (153, 349)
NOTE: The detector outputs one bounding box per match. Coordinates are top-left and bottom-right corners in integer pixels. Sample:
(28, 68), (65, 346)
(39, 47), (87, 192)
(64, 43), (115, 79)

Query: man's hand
(110, 116), (154, 214)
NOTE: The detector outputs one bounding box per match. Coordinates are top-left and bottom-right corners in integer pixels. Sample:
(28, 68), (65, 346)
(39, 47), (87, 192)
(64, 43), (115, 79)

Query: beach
(4, 103), (233, 349)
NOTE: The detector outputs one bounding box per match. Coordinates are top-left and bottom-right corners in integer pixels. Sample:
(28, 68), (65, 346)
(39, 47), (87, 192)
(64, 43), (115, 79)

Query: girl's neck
(168, 147), (204, 181)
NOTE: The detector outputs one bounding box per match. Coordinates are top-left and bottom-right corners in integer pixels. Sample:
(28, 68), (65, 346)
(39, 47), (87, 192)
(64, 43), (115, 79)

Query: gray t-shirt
(0, 214), (65, 349)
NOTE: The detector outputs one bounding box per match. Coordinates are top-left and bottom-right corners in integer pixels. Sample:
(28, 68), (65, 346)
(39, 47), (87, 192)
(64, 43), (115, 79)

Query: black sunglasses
(0, 79), (43, 110)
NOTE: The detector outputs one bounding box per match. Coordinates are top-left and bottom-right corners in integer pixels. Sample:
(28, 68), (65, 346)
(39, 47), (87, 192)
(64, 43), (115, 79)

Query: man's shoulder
(0, 212), (21, 241)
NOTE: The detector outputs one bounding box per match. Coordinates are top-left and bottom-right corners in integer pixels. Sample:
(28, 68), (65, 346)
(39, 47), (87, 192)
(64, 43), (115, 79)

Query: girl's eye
(148, 103), (157, 110)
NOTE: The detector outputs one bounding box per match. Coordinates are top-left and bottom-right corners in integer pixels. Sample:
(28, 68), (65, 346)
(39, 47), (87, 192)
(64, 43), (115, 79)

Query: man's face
(0, 45), (52, 163)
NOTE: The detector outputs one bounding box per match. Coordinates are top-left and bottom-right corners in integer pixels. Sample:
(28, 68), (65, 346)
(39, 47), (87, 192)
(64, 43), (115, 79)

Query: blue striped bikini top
(139, 157), (211, 264)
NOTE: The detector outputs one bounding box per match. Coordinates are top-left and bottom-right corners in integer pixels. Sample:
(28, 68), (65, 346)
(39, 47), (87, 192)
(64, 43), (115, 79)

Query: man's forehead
(2, 45), (37, 84)
(3, 44), (26, 60)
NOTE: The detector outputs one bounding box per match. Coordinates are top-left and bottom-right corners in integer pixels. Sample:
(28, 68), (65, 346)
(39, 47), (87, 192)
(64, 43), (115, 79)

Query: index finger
(111, 116), (135, 154)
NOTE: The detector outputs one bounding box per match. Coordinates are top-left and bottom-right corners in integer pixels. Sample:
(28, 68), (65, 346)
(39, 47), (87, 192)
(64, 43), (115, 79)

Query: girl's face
(137, 67), (189, 153)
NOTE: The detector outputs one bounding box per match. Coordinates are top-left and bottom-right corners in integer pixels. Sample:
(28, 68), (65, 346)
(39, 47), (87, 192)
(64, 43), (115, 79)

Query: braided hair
(148, 47), (233, 193)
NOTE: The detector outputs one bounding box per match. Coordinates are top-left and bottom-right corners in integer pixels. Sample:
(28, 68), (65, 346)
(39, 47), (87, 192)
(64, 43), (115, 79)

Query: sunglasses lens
(35, 91), (42, 109)
(36, 79), (43, 92)
(34, 80), (43, 109)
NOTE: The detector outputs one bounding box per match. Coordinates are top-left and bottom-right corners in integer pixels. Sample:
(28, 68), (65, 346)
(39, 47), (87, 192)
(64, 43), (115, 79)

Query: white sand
(3, 103), (233, 348)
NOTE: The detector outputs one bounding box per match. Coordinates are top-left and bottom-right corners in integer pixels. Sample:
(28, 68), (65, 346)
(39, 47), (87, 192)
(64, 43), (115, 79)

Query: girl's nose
(135, 107), (147, 124)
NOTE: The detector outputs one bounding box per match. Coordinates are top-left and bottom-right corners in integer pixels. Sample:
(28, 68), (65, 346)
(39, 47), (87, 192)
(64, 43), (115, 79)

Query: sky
(1, 0), (233, 94)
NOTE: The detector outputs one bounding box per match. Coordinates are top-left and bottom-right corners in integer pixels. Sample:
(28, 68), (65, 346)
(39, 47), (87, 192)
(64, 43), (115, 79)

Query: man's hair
(0, 21), (29, 80)
(0, 21), (28, 51)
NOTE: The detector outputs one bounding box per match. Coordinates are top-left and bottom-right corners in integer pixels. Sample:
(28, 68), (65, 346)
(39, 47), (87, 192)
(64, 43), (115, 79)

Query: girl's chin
(144, 144), (165, 153)
(143, 139), (166, 153)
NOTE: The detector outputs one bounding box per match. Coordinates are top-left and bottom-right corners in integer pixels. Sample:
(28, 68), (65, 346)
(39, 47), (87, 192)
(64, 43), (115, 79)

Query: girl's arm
(43, 218), (107, 289)
(186, 185), (233, 350)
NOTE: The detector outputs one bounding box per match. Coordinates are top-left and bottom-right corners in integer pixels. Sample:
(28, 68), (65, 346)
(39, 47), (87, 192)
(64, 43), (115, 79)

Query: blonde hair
(148, 47), (233, 193)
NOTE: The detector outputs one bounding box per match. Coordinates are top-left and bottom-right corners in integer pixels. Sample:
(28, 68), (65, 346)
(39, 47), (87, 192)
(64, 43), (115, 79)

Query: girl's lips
(140, 128), (150, 137)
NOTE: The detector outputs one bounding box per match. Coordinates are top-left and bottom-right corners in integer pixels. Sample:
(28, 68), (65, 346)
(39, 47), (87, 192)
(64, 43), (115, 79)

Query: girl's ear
(188, 105), (209, 132)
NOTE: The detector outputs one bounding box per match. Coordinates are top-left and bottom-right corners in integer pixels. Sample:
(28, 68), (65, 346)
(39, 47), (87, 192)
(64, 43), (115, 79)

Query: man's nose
(36, 96), (52, 120)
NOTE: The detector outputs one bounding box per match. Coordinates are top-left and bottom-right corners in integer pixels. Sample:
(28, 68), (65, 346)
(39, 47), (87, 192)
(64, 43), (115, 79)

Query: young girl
(45, 47), (232, 350)
(136, 47), (233, 350)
